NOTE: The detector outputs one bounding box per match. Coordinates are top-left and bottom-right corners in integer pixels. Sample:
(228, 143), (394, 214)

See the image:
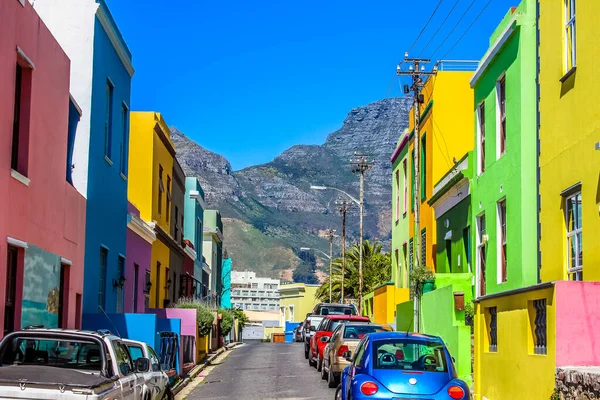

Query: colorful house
(0, 0), (86, 336)
(128, 112), (175, 309)
(34, 0), (134, 314)
(125, 202), (155, 313)
(203, 210), (224, 301)
(279, 283), (320, 322)
(221, 257), (232, 309)
(166, 159), (187, 307)
(183, 176), (206, 298)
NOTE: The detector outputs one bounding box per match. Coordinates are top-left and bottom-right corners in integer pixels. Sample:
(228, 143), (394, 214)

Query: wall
(279, 283), (320, 322)
(150, 308), (197, 367)
(435, 194), (472, 277)
(391, 136), (410, 288)
(395, 299), (415, 333)
(150, 240), (170, 308)
(125, 202), (154, 313)
(470, 0), (538, 297)
(538, 1), (600, 283)
(184, 177), (205, 290)
(555, 281), (600, 367)
(473, 284), (556, 400)
(168, 160), (186, 304)
(0, 0), (86, 335)
(372, 284), (409, 325)
(82, 312), (158, 351)
(221, 258), (232, 308)
(156, 317), (182, 374)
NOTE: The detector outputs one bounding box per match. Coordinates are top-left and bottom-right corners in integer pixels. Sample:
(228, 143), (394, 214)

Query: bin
(272, 333), (285, 343)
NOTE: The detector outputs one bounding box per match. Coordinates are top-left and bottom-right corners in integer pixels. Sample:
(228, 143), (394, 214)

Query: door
(126, 344), (152, 397)
(148, 345), (168, 399)
(113, 341), (139, 399)
(4, 246), (18, 335)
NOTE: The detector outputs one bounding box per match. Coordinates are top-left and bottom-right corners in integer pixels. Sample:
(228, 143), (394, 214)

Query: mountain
(171, 97), (412, 278)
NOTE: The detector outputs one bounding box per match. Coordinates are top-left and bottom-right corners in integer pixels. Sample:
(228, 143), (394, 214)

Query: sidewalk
(172, 342), (242, 397)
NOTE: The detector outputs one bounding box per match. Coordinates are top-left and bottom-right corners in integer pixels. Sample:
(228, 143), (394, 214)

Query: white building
(231, 271), (280, 311)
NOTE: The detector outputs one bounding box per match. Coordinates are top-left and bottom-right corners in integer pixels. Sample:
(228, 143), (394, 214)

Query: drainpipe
(535, 0), (542, 284)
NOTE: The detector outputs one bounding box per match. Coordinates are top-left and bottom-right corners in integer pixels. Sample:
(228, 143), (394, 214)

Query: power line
(440, 0), (494, 59)
(418, 0), (461, 57)
(407, 0), (445, 54)
(430, 0), (478, 58)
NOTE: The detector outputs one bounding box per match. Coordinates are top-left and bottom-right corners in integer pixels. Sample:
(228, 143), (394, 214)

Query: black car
(311, 302), (357, 316)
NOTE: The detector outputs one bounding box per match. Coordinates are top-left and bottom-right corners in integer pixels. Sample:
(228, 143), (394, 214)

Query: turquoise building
(184, 177), (206, 296)
(221, 258), (232, 309)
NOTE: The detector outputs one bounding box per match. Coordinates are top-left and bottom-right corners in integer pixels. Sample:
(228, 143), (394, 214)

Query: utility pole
(397, 54), (436, 332)
(335, 198), (350, 304)
(350, 153), (374, 316)
(327, 229), (336, 303)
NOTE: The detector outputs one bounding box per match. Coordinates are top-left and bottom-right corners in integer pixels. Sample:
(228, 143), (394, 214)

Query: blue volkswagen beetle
(335, 331), (469, 400)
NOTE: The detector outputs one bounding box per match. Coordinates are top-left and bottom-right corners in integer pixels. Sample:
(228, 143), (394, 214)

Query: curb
(172, 343), (242, 395)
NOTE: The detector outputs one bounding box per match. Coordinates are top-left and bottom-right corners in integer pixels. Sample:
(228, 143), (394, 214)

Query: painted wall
(150, 240), (171, 309)
(221, 258), (232, 308)
(82, 312), (158, 352)
(203, 209), (223, 296)
(125, 202), (154, 313)
(0, 0), (86, 335)
(372, 284), (409, 325)
(470, 0), (537, 297)
(555, 281), (600, 367)
(538, 1), (600, 282)
(279, 283), (320, 322)
(184, 177), (205, 292)
(391, 134), (410, 289)
(167, 159), (186, 306)
(473, 284), (556, 400)
(150, 308), (197, 367)
(395, 299), (415, 333)
(406, 71), (475, 271)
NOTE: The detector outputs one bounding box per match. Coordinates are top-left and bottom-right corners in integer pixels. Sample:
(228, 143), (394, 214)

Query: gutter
(473, 281), (554, 303)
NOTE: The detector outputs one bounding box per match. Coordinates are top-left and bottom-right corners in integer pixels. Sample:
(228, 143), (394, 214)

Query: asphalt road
(186, 342), (336, 400)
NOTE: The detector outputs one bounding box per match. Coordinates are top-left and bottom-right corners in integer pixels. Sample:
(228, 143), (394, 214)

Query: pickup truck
(122, 339), (171, 400)
(0, 328), (150, 399)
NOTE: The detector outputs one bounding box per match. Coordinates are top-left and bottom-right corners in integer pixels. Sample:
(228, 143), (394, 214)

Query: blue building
(184, 177), (206, 297)
(34, 0), (134, 314)
(221, 258), (232, 309)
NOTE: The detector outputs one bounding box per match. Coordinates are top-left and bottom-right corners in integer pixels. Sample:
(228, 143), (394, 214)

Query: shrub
(219, 308), (234, 337)
(174, 298), (215, 337)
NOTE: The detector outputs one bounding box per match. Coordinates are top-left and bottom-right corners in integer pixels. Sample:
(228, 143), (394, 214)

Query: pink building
(0, 0), (86, 337)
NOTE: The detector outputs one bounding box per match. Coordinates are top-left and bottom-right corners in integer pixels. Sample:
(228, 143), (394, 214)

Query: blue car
(336, 331), (470, 400)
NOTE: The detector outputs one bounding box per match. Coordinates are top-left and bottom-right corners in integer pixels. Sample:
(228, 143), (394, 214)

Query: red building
(0, 0), (86, 337)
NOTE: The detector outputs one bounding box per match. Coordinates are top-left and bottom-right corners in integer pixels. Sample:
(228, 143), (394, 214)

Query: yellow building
(406, 69), (475, 272)
(363, 283), (409, 325)
(538, 0), (600, 283)
(128, 112), (176, 308)
(279, 283), (320, 322)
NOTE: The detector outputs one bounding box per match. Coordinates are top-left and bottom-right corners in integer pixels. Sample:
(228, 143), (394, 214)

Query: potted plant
(409, 265), (436, 298)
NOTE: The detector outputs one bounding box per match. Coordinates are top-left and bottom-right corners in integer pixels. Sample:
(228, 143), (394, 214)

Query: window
(497, 77), (506, 157)
(477, 103), (486, 174)
(421, 229), (426, 266)
(11, 61), (32, 176)
(421, 135), (426, 200)
(488, 306), (498, 352)
(158, 165), (164, 215)
(127, 345), (144, 361)
(133, 264), (139, 312)
(98, 247), (108, 312)
(394, 248), (400, 282)
(353, 339), (367, 367)
(164, 267), (170, 303)
(497, 200), (507, 283)
(59, 263), (69, 328)
(180, 213), (185, 246)
(446, 240), (452, 272)
(104, 80), (114, 159)
(155, 262), (161, 308)
(120, 104), (129, 176)
(166, 176), (171, 222)
(116, 256), (125, 313)
(395, 170), (400, 221)
(403, 243), (408, 286)
(174, 206), (179, 241)
(4, 246), (18, 336)
(403, 159), (408, 214)
(411, 150), (415, 210)
(113, 342), (134, 376)
(144, 270), (151, 309)
(565, 192), (582, 280)
(252, 283), (258, 289)
(533, 299), (547, 355)
(463, 227), (471, 274)
(564, 0), (576, 72)
(408, 238), (414, 272)
(372, 339), (448, 372)
(148, 346), (161, 372)
(66, 98), (80, 185)
(476, 215), (487, 297)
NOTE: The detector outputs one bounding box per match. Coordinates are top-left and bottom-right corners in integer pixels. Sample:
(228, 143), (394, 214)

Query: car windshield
(0, 336), (102, 371)
(344, 325), (389, 339)
(373, 339), (448, 372)
(320, 306), (356, 315)
(310, 317), (324, 328)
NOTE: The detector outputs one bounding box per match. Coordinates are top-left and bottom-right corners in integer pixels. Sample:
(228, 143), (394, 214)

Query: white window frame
(496, 74), (507, 159)
(476, 213), (487, 298)
(565, 191), (582, 280)
(496, 199), (507, 284)
(403, 159), (408, 215)
(564, 0), (576, 72)
(476, 102), (486, 175)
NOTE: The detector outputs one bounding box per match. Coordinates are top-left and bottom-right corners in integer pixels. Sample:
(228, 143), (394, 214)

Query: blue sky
(106, 0), (517, 170)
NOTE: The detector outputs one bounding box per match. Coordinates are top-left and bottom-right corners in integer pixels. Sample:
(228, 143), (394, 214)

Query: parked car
(321, 322), (392, 387)
(308, 315), (370, 370)
(0, 328), (148, 399)
(303, 314), (325, 359)
(311, 303), (357, 316)
(336, 331), (470, 400)
(294, 324), (304, 342)
(122, 338), (171, 400)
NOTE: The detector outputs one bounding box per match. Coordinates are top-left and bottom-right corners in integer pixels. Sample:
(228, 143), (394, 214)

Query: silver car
(123, 339), (171, 400)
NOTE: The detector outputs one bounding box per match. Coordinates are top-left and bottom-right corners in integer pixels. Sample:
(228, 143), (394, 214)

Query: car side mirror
(135, 357), (150, 373)
(119, 363), (131, 376)
(342, 350), (352, 362)
(161, 363), (170, 371)
(452, 356), (456, 363)
(310, 326), (316, 332)
(320, 336), (330, 343)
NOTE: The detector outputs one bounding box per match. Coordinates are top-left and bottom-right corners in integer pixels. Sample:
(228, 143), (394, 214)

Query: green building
(469, 1), (537, 298)
(390, 131), (411, 289)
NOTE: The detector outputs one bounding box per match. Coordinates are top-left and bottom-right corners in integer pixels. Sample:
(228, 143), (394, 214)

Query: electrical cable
(407, 0), (445, 54)
(439, 0), (495, 59)
(430, 0), (478, 59)
(418, 0), (461, 57)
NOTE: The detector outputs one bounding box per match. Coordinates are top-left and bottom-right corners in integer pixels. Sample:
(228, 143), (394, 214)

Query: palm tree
(316, 240), (391, 302)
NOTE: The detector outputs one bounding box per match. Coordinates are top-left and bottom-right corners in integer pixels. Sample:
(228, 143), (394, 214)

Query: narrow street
(185, 342), (335, 400)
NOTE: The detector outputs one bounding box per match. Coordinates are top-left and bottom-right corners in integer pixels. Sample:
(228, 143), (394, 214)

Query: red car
(308, 315), (370, 370)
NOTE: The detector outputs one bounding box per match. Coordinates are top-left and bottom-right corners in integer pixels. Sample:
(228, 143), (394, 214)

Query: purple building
(125, 202), (156, 313)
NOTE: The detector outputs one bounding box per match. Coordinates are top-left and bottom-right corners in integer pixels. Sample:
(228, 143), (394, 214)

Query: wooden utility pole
(396, 54), (436, 332)
(350, 153), (374, 315)
(327, 229), (336, 303)
(335, 198), (350, 304)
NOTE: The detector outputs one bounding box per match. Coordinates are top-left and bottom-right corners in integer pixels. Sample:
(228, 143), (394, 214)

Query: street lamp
(300, 246), (334, 303)
(310, 185), (359, 205)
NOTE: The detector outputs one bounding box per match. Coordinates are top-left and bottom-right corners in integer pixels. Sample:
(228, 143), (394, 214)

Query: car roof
(325, 315), (370, 321)
(366, 331), (443, 342)
(4, 328), (120, 341)
(121, 338), (147, 346)
(316, 303), (354, 307)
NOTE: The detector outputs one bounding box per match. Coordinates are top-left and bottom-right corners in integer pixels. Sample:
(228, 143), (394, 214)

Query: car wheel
(335, 385), (343, 400)
(328, 365), (338, 388)
(320, 360), (327, 380)
(317, 355), (322, 372)
(161, 386), (174, 400)
(308, 352), (316, 367)
(304, 345), (309, 359)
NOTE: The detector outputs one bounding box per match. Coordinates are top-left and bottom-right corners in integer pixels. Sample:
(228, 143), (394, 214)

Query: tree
(293, 262), (319, 284)
(316, 240), (391, 302)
